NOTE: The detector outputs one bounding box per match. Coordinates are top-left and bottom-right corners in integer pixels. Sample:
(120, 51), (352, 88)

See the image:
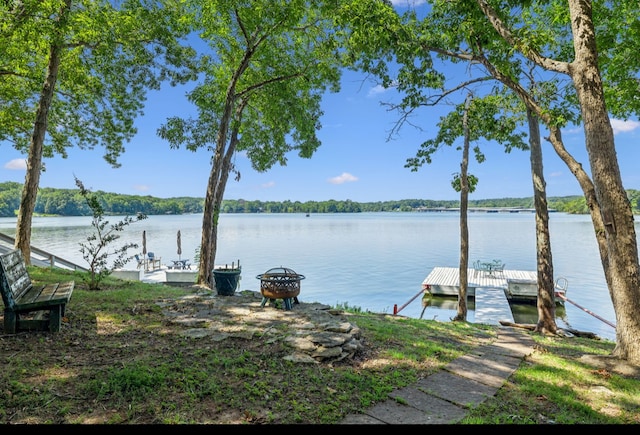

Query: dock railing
(0, 232), (88, 272)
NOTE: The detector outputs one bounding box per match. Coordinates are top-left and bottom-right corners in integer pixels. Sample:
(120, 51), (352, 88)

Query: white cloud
(610, 118), (640, 135)
(367, 84), (388, 97)
(328, 172), (359, 185)
(133, 184), (150, 192)
(4, 158), (27, 170)
(561, 119), (639, 137)
(261, 181), (276, 189)
(367, 80), (399, 98)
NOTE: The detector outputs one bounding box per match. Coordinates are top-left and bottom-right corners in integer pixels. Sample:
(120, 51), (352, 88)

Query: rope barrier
(556, 293), (616, 329)
(394, 288), (425, 315)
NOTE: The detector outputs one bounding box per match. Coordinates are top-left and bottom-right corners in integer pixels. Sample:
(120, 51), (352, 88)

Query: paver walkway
(339, 327), (535, 424)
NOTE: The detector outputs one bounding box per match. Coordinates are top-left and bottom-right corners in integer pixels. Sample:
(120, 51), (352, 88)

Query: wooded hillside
(0, 181), (638, 217)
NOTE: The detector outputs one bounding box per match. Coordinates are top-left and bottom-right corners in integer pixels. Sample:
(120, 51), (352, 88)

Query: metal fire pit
(256, 267), (305, 310)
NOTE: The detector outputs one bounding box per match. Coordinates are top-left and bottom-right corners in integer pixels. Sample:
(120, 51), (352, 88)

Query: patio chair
(134, 254), (144, 269)
(147, 252), (161, 270)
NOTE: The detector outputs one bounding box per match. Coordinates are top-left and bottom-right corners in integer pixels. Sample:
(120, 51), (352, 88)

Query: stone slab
(339, 413), (385, 424)
(444, 352), (520, 388)
(371, 389), (468, 424)
(414, 371), (499, 408)
(471, 345), (525, 370)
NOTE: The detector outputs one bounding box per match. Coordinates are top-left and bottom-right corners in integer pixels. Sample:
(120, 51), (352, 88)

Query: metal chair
(472, 260), (482, 278)
(492, 261), (505, 278)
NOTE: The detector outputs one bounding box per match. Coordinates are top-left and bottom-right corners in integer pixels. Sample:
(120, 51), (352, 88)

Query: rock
(158, 289), (366, 363)
(283, 353), (319, 364)
(284, 336), (317, 351)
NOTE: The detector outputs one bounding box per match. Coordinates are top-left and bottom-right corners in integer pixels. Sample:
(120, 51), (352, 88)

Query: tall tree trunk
(475, 0), (631, 357)
(479, 58), (612, 334)
(198, 133), (227, 287)
(198, 98), (246, 288)
(14, 1), (70, 264)
(454, 94), (472, 321)
(198, 184), (214, 287)
(208, 122), (239, 286)
(526, 108), (556, 334)
(568, 1), (640, 362)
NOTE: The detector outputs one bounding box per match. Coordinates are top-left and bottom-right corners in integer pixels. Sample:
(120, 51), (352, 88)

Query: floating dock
(395, 266), (542, 324)
(419, 266), (565, 326)
(421, 267), (539, 298)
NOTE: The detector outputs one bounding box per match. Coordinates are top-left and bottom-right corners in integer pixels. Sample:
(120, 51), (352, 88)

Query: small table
(170, 259), (190, 270)
(476, 260), (504, 277)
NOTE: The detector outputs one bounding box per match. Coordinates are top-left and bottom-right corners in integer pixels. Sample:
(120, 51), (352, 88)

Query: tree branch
(474, 0), (570, 74)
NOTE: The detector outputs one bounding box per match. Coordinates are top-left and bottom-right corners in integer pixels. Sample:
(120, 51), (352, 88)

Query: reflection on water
(509, 302), (568, 326)
(421, 295), (475, 312)
(420, 294), (568, 327)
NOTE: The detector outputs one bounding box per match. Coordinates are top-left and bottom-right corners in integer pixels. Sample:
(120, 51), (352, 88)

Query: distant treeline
(1, 181), (639, 217)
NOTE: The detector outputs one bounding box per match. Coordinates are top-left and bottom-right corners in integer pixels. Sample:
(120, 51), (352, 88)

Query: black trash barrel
(213, 266), (241, 296)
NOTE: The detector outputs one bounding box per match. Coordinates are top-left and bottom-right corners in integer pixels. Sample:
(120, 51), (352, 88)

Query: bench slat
(1, 249), (74, 333)
(0, 250), (33, 309)
(12, 282), (75, 312)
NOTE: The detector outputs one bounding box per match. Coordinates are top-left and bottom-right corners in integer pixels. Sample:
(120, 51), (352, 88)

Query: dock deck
(421, 266), (537, 297)
(421, 267), (540, 326)
(474, 287), (514, 324)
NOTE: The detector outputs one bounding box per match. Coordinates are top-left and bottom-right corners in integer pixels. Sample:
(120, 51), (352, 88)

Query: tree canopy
(1, 0), (198, 163)
(337, 0), (640, 363)
(158, 0), (349, 286)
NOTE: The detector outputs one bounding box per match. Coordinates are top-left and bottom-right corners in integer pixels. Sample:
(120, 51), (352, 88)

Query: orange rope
(556, 293), (616, 329)
(394, 289), (425, 315)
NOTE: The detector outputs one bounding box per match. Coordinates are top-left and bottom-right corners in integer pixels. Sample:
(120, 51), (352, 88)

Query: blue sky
(2, 4), (640, 203)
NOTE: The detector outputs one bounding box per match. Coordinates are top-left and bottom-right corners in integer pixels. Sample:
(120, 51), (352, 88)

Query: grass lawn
(0, 266), (637, 424)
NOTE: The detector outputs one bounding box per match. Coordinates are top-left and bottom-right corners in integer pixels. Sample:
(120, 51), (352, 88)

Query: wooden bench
(0, 249), (74, 333)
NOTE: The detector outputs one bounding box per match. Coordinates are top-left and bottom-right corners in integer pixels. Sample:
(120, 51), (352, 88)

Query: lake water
(0, 212), (627, 342)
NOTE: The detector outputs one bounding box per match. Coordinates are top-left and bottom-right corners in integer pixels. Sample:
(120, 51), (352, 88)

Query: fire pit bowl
(256, 267), (305, 310)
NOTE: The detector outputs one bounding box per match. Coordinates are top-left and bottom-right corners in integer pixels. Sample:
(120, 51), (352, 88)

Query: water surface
(0, 212), (626, 342)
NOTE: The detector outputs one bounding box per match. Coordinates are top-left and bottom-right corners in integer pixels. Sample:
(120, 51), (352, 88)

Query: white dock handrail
(0, 232), (88, 272)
